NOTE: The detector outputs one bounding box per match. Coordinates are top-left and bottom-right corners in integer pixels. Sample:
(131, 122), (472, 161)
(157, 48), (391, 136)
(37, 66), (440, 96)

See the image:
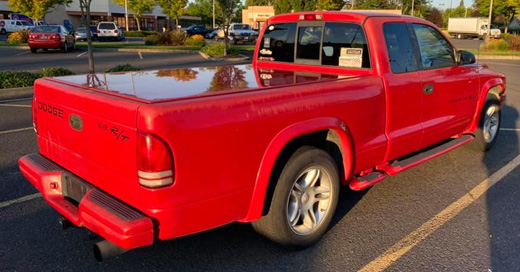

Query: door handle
(423, 84), (434, 95)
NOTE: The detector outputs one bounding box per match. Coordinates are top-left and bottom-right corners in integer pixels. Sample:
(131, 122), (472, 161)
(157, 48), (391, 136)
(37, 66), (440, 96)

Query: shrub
(144, 34), (160, 45)
(482, 39), (510, 51)
(0, 70), (39, 89)
(105, 63), (142, 73)
(40, 67), (75, 77)
(185, 34), (205, 47)
(158, 30), (187, 46)
(201, 43), (239, 57)
(125, 30), (159, 37)
(505, 34), (520, 51)
(7, 30), (30, 45)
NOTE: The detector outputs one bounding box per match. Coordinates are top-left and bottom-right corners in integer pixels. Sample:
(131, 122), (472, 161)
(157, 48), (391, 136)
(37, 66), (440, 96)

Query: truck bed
(48, 64), (352, 103)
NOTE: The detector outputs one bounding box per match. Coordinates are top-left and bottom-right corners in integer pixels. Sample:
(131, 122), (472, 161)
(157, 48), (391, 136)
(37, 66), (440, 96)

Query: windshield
(32, 26), (60, 33)
(77, 27), (86, 32)
(234, 24), (251, 30)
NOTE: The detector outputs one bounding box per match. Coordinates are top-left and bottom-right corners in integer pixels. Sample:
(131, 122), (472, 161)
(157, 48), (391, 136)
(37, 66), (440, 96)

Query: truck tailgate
(33, 78), (142, 209)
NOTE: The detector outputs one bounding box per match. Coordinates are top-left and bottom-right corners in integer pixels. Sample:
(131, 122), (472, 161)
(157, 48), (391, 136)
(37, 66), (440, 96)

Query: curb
(198, 51), (250, 61)
(0, 86), (33, 101)
(478, 55), (520, 60)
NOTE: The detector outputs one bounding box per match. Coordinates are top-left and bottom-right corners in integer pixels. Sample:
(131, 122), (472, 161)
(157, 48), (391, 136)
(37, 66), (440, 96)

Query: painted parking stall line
(0, 104), (31, 108)
(359, 154), (520, 272)
(0, 193), (41, 209)
(76, 51), (87, 58)
(0, 127), (33, 135)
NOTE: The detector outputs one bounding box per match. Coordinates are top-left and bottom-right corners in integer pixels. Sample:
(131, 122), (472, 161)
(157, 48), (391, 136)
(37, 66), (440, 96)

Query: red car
(28, 25), (76, 53)
(20, 11), (505, 260)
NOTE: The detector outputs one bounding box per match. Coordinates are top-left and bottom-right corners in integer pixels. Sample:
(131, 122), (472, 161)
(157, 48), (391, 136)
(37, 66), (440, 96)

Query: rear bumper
(28, 40), (62, 48)
(19, 153), (154, 250)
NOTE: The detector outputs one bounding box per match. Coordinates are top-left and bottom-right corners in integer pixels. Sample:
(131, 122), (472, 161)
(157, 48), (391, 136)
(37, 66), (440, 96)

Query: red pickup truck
(20, 11), (506, 260)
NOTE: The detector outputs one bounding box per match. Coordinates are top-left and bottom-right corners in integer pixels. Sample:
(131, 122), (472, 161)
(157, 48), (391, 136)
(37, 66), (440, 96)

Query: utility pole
(411, 0), (414, 16)
(213, 0), (215, 28)
(486, 0), (493, 42)
(125, 0), (129, 31)
(351, 0), (355, 10)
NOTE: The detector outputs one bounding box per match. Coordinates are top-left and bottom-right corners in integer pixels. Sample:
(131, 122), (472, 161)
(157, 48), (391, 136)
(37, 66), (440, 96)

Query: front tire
(252, 146), (340, 248)
(30, 48), (37, 53)
(470, 98), (501, 151)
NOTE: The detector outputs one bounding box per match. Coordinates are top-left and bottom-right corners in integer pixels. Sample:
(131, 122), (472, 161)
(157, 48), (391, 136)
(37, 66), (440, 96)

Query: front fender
(240, 117), (354, 222)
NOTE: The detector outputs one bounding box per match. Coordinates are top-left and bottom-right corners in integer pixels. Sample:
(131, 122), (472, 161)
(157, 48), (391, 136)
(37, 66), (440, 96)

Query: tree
(158, 0), (188, 28)
(317, 0), (345, 10)
(186, 0), (223, 26)
(8, 0), (72, 25)
(273, 0), (292, 14)
(354, 0), (398, 9)
(475, 0), (520, 33)
(425, 7), (443, 27)
(112, 0), (156, 31)
(79, 0), (95, 73)
(291, 0), (317, 12)
(216, 0), (240, 56)
(245, 0), (271, 6)
(399, 0), (430, 17)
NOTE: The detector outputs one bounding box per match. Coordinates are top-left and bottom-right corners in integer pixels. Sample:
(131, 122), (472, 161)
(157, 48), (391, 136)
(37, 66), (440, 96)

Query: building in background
(0, 0), (177, 31)
(242, 6), (274, 30)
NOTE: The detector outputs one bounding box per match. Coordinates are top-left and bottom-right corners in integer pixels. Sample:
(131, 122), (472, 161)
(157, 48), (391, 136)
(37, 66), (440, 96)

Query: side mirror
(457, 50), (476, 65)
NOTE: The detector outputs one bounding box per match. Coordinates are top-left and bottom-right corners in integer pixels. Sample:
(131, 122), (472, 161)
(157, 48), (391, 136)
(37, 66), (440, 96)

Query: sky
(431, 0), (474, 10)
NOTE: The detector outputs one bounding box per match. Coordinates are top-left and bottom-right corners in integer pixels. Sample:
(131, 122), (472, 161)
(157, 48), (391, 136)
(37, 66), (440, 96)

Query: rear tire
(62, 42), (68, 53)
(252, 146), (340, 248)
(470, 98), (501, 152)
(0, 28), (6, 35)
(30, 48), (37, 53)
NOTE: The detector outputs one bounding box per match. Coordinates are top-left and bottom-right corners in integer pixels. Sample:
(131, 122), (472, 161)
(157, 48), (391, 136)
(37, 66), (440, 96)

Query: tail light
(52, 34), (60, 40)
(32, 97), (38, 134)
(114, 29), (118, 34)
(97, 29), (101, 33)
(137, 133), (174, 188)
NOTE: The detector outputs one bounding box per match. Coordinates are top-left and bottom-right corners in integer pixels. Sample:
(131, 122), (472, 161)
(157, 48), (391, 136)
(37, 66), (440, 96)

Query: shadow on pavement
(485, 104), (520, 272)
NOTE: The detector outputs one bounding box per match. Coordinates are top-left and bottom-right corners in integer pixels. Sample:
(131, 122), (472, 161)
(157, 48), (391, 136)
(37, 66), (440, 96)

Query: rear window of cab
(258, 22), (371, 69)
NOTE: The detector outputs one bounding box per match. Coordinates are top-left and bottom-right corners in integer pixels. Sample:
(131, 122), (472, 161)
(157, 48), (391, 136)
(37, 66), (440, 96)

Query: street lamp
(213, 0), (215, 28)
(125, 0), (129, 31)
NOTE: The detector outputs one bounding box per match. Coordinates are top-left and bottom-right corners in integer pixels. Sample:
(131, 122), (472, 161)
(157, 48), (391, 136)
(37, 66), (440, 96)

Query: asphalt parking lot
(1, 48), (519, 270)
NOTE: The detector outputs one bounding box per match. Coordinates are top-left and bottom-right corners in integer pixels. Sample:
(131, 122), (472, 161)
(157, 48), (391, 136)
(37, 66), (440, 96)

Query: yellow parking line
(359, 154), (520, 272)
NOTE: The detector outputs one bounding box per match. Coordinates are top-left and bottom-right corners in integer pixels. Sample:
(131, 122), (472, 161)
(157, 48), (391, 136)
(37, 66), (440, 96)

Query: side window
(383, 23), (418, 73)
(16, 21), (22, 26)
(258, 23), (296, 63)
(296, 26), (322, 61)
(322, 22), (370, 68)
(412, 24), (455, 69)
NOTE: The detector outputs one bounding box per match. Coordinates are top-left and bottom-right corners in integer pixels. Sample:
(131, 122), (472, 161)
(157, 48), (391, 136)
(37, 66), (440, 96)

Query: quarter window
(383, 23), (418, 73)
(257, 23), (297, 63)
(412, 24), (455, 69)
(321, 22), (370, 68)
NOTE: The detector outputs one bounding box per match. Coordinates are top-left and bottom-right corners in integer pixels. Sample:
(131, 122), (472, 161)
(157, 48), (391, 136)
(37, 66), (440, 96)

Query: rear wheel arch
(241, 118), (354, 222)
(467, 79), (505, 133)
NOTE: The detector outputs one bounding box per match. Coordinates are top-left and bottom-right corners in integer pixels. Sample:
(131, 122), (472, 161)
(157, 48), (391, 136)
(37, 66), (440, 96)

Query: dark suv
(185, 25), (208, 36)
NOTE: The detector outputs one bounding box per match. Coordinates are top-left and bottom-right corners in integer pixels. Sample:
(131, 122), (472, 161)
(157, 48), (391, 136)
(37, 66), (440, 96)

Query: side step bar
(349, 135), (474, 191)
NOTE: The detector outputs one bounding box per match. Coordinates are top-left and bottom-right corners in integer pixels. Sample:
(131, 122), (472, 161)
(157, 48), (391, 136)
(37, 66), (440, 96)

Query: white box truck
(448, 17), (501, 39)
